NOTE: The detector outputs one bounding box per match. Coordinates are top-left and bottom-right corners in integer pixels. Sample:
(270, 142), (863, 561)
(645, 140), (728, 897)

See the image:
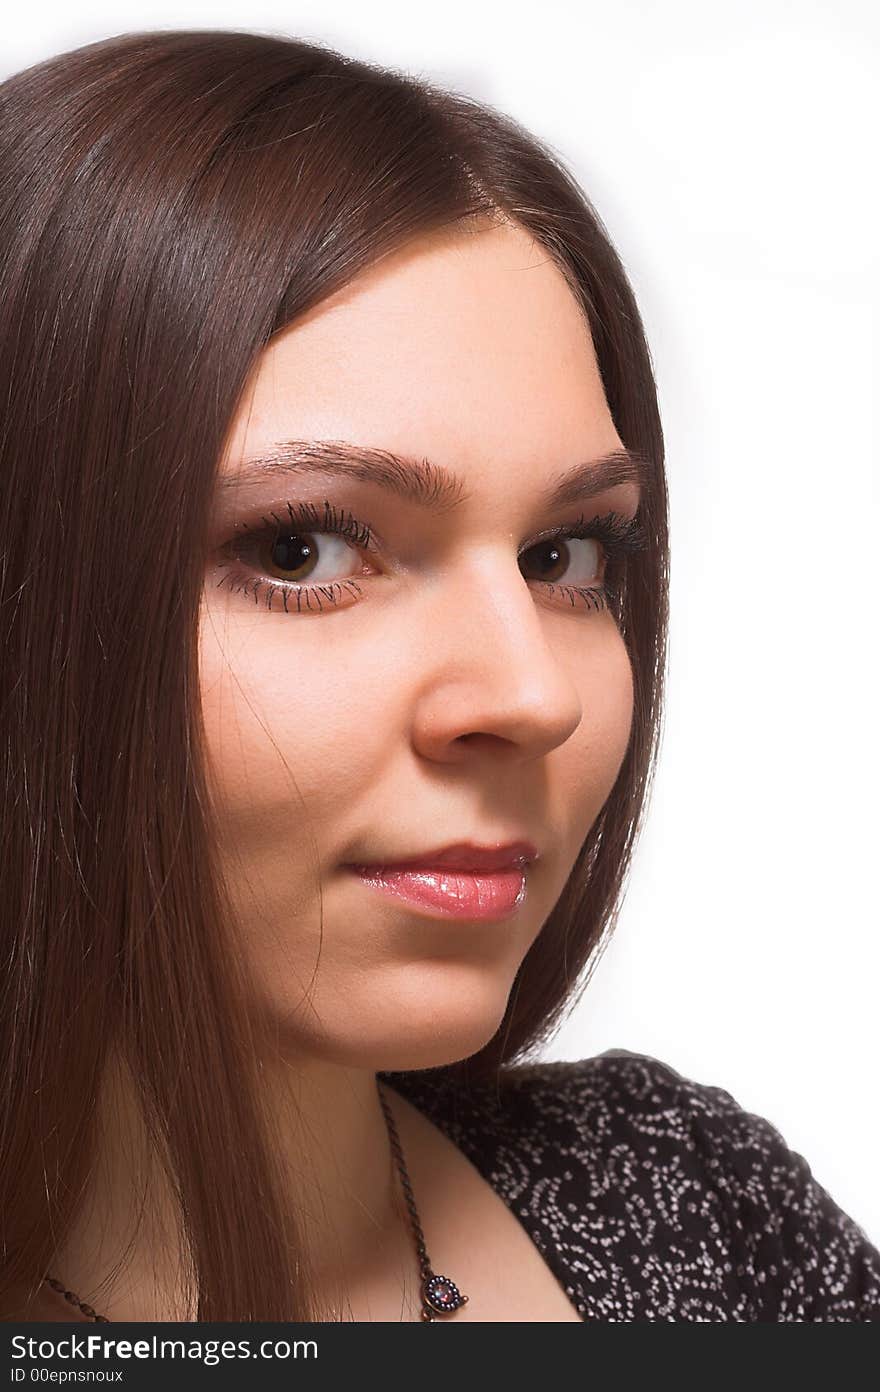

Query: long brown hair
(0, 29), (669, 1321)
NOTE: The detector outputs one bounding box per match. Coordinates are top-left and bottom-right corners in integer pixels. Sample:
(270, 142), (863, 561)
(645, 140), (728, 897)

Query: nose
(408, 552), (586, 764)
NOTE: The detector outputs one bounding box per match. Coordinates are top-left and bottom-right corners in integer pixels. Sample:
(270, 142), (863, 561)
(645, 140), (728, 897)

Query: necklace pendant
(421, 1272), (469, 1319)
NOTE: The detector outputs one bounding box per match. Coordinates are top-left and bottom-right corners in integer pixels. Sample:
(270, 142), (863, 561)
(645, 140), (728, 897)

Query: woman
(1, 29), (877, 1324)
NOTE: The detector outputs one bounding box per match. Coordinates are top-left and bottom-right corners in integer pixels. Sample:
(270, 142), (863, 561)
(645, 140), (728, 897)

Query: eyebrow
(219, 438), (651, 514)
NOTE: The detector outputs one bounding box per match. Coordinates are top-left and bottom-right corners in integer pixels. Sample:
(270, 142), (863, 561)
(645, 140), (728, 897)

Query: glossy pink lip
(347, 864), (529, 920)
(348, 840), (539, 874)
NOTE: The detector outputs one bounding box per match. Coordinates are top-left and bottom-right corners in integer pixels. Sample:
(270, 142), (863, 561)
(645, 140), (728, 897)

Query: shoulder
(383, 1050), (880, 1321)
(384, 1046), (757, 1161)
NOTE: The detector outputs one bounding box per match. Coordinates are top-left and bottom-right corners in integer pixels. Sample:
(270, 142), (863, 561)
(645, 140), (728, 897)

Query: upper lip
(348, 840), (540, 873)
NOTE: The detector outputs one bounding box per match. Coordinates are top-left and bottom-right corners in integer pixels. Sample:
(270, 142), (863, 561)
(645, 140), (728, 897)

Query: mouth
(346, 865), (529, 920)
(347, 840), (539, 874)
(343, 840), (538, 922)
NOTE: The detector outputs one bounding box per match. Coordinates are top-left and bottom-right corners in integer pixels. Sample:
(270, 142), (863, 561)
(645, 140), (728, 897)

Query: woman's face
(199, 220), (640, 1071)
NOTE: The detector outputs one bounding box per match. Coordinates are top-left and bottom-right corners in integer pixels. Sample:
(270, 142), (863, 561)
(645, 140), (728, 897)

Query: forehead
(222, 221), (621, 486)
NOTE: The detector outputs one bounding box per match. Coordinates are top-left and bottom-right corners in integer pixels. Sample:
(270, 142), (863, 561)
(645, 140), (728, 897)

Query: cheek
(564, 633), (635, 822)
(196, 615), (358, 941)
(198, 621), (343, 826)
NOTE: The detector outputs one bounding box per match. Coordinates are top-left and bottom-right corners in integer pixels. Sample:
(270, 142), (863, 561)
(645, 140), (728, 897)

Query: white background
(5, 2), (878, 1244)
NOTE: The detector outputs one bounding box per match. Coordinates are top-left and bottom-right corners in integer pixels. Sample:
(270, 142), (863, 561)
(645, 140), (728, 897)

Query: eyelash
(214, 499), (649, 617)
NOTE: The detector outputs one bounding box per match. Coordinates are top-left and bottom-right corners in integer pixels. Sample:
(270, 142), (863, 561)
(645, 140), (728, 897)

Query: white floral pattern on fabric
(380, 1049), (880, 1322)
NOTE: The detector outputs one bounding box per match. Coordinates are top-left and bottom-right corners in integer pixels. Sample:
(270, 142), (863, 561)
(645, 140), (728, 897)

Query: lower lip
(346, 864), (528, 920)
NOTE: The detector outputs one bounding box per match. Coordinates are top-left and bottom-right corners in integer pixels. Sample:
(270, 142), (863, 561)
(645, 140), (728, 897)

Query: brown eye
(252, 527), (363, 586)
(520, 535), (603, 587)
(214, 500), (379, 614)
(259, 528), (316, 582)
(213, 500), (648, 618)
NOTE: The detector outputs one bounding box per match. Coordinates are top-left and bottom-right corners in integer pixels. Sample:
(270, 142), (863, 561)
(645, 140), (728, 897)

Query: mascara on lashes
(213, 498), (649, 617)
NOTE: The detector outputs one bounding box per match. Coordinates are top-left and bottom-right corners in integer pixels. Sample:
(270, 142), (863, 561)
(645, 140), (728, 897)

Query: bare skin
(45, 218), (636, 1322)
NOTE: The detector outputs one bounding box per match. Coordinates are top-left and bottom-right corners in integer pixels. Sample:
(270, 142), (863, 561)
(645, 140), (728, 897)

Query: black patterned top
(379, 1049), (880, 1322)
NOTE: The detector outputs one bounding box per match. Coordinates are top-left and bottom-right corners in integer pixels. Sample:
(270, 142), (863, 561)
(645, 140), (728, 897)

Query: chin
(263, 964), (516, 1071)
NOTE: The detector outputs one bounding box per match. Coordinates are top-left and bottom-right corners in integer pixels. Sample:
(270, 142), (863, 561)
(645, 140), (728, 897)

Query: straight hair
(0, 29), (669, 1320)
